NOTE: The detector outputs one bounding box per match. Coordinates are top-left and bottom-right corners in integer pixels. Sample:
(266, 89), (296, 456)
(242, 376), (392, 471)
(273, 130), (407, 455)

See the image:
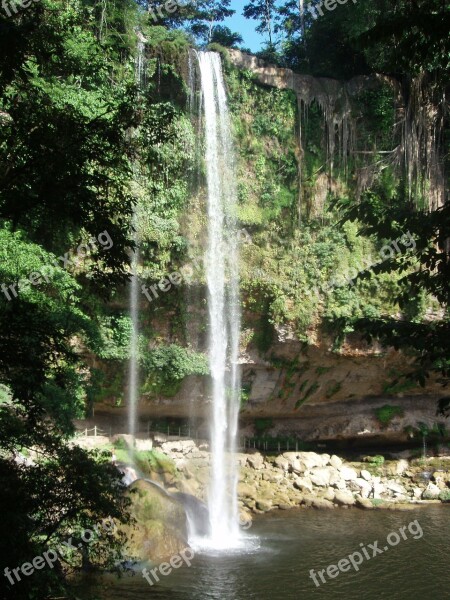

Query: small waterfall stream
(127, 38), (146, 457)
(127, 212), (140, 454)
(197, 51), (242, 549)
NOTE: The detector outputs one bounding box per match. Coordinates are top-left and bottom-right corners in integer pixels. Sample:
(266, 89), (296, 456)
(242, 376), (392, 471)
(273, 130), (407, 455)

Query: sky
(222, 0), (266, 53)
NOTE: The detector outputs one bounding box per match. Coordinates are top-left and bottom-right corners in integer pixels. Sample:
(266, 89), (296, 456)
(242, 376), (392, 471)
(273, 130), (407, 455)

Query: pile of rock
(152, 440), (450, 514)
(236, 450), (450, 513)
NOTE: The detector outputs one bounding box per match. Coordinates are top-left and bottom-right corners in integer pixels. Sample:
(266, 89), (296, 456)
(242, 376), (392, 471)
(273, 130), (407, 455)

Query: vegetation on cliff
(0, 0), (448, 597)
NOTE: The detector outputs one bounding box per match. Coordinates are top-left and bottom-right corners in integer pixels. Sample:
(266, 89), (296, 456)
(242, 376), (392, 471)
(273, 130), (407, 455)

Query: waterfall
(127, 38), (146, 458)
(197, 51), (241, 548)
(127, 215), (140, 456)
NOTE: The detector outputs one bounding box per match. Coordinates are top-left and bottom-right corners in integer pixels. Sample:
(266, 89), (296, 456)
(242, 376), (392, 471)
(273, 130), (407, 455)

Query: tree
(210, 25), (243, 48)
(0, 1), (182, 597)
(333, 191), (450, 416)
(149, 0), (235, 44)
(243, 0), (277, 47)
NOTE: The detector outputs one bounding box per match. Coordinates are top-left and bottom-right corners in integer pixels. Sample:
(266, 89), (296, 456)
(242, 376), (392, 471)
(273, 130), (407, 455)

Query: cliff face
(95, 299), (443, 446)
(93, 48), (446, 449)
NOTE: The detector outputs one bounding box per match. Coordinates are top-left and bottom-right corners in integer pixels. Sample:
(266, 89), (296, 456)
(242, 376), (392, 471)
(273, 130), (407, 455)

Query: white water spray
(197, 51), (241, 549)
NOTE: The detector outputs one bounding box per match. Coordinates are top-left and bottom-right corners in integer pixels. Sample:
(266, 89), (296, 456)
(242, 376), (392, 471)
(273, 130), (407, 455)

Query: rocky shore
(153, 438), (450, 516)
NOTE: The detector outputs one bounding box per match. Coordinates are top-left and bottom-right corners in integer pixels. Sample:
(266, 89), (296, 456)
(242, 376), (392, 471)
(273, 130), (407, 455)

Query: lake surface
(80, 506), (449, 599)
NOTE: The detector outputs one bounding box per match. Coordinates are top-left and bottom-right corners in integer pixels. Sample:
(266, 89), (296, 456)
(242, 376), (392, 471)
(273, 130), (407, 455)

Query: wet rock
(355, 496), (373, 509)
(256, 499), (273, 512)
(311, 497), (334, 509)
(123, 479), (188, 563)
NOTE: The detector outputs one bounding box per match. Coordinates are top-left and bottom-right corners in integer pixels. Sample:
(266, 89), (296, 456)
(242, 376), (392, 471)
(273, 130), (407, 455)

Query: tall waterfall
(127, 213), (140, 454)
(127, 38), (146, 456)
(197, 51), (241, 548)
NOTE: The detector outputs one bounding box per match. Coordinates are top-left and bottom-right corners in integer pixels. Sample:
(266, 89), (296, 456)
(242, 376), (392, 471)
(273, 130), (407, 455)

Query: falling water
(197, 51), (241, 548)
(127, 38), (146, 458)
(127, 218), (140, 456)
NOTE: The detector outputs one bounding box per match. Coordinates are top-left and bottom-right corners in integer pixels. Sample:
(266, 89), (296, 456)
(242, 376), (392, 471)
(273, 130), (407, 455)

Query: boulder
(330, 455), (343, 469)
(291, 459), (305, 474)
(395, 459), (409, 475)
(294, 476), (313, 493)
(339, 466), (358, 481)
(422, 482), (441, 499)
(412, 487), (423, 500)
(274, 456), (290, 471)
(355, 496), (373, 510)
(287, 452), (326, 470)
(360, 469), (372, 482)
(334, 490), (355, 506)
(123, 479), (188, 563)
(247, 453), (265, 470)
(256, 499), (273, 512)
(311, 497), (334, 509)
(322, 487), (335, 502)
(432, 471), (447, 489)
(354, 477), (372, 499)
(309, 467), (331, 487)
(238, 482), (258, 499)
(386, 481), (407, 495)
(328, 467), (343, 486)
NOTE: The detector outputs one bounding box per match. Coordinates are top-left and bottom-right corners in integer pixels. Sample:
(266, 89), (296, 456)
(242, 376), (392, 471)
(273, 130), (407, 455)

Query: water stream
(196, 51), (241, 549)
(127, 39), (146, 457)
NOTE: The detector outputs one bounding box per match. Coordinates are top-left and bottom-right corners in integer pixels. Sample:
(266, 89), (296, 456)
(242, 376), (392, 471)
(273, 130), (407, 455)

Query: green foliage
(364, 455), (385, 467)
(334, 190), (450, 393)
(370, 498), (386, 507)
(97, 315), (133, 360)
(124, 448), (177, 477)
(210, 26), (243, 48)
(325, 381), (342, 399)
(140, 344), (209, 397)
(254, 418), (273, 435)
(295, 382), (319, 408)
(240, 383), (252, 407)
(375, 404), (404, 426)
(438, 489), (450, 503)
